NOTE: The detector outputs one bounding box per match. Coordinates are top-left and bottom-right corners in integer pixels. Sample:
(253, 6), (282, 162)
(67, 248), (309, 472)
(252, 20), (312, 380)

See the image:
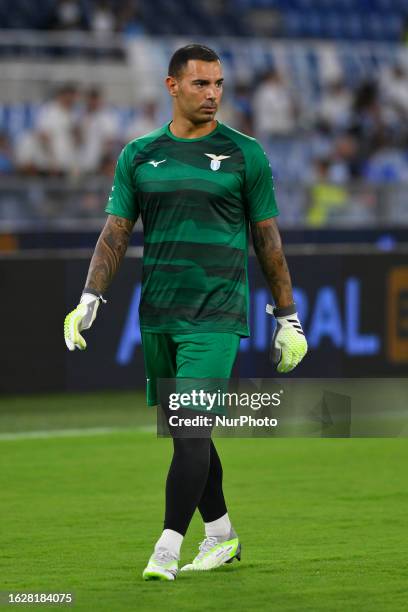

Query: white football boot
(180, 528), (241, 572)
(142, 547), (179, 581)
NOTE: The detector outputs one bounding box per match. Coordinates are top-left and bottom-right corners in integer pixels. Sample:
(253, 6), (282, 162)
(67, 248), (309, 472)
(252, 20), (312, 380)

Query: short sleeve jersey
(105, 121), (279, 336)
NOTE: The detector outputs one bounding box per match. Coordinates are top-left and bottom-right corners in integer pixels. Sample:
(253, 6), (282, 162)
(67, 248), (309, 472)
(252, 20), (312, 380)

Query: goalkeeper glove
(266, 303), (307, 373)
(64, 292), (106, 351)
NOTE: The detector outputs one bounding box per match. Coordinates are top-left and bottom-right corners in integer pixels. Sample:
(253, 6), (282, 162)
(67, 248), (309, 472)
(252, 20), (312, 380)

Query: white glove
(64, 292), (105, 351)
(266, 303), (308, 373)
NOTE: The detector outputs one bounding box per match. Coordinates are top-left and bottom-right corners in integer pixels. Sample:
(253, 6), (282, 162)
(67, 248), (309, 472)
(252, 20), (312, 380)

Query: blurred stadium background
(1, 3), (408, 610)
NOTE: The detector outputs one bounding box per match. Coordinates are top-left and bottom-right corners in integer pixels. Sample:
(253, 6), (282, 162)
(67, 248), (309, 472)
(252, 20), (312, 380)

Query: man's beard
(193, 109), (217, 124)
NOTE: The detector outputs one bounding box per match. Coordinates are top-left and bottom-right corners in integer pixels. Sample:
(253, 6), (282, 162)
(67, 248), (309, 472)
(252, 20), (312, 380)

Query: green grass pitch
(1, 392), (407, 611)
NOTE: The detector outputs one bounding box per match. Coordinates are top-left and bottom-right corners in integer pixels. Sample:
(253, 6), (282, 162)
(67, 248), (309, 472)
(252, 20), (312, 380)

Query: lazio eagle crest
(205, 153), (231, 171)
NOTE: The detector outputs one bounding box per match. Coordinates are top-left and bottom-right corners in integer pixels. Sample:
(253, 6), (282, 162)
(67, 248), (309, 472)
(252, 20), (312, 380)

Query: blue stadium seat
(303, 12), (323, 38)
(325, 12), (346, 40)
(292, 0), (315, 10)
(365, 13), (388, 40)
(0, 0), (404, 41)
(387, 13), (403, 40)
(343, 14), (364, 40)
(284, 12), (304, 37)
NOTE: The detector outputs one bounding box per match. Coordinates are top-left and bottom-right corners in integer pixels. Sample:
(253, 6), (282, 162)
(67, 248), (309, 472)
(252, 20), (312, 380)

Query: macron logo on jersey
(205, 153), (230, 171)
(147, 159), (166, 167)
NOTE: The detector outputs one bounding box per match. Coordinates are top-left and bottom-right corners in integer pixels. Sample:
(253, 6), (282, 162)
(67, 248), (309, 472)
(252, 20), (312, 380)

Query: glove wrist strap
(82, 288), (107, 304)
(266, 303), (296, 318)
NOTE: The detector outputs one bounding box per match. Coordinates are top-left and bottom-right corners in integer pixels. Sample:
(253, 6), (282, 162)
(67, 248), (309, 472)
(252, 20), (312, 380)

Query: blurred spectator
(14, 129), (54, 175)
(349, 80), (387, 163)
(79, 87), (119, 173)
(352, 80), (384, 129)
(90, 0), (116, 37)
(318, 79), (352, 130)
(48, 0), (88, 30)
(307, 158), (348, 227)
(331, 134), (361, 181)
(35, 83), (81, 175)
(380, 63), (408, 121)
(126, 100), (158, 140)
(247, 5), (283, 37)
(363, 130), (408, 183)
(308, 120), (334, 162)
(100, 152), (117, 177)
(231, 82), (253, 135)
(252, 69), (297, 138)
(117, 2), (144, 36)
(0, 132), (14, 175)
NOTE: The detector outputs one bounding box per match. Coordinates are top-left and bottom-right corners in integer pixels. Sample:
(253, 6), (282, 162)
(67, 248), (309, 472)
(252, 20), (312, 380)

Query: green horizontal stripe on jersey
(141, 276), (246, 301)
(139, 302), (247, 327)
(139, 188), (243, 217)
(141, 286), (246, 306)
(136, 177), (243, 200)
(142, 263), (246, 283)
(145, 225), (246, 249)
(143, 241), (245, 268)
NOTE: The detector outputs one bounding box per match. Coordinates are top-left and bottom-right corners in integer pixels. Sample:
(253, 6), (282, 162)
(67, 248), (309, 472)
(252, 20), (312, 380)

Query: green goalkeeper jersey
(105, 121), (279, 336)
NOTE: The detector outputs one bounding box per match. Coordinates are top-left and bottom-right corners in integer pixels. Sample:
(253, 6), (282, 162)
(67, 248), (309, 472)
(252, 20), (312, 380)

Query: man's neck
(169, 117), (218, 139)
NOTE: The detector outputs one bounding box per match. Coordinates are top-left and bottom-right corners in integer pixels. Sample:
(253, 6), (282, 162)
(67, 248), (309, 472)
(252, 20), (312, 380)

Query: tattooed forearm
(251, 218), (294, 308)
(84, 215), (134, 295)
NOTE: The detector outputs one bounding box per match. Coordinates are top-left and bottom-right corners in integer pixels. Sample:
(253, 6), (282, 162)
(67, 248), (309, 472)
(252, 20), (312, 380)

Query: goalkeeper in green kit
(64, 44), (307, 580)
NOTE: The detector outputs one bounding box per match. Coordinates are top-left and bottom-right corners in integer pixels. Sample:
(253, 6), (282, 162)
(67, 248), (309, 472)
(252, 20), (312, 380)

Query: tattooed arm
(83, 214), (135, 295)
(64, 214), (135, 351)
(251, 217), (307, 372)
(250, 217), (294, 309)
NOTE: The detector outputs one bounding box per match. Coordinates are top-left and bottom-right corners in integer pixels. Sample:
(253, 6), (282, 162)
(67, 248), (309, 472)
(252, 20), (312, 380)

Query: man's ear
(165, 76), (178, 97)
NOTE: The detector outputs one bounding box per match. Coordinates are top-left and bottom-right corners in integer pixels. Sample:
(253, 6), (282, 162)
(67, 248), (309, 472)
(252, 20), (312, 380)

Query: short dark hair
(168, 44), (220, 78)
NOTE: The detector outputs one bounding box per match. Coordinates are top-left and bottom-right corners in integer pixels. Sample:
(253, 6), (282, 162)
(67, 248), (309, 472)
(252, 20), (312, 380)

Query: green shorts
(141, 331), (240, 406)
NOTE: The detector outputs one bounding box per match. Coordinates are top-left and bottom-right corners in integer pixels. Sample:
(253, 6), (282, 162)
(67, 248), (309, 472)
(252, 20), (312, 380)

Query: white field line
(0, 425), (156, 441)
